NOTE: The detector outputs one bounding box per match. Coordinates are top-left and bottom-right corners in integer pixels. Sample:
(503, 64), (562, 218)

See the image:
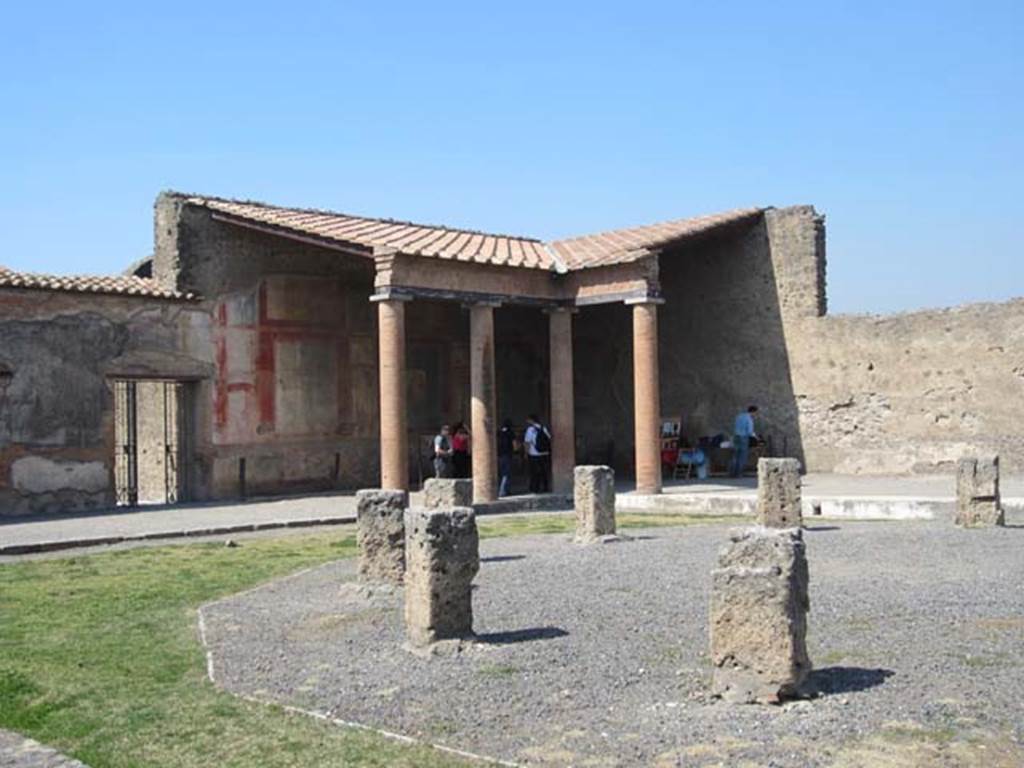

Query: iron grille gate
(114, 379), (191, 506)
(114, 380), (138, 506)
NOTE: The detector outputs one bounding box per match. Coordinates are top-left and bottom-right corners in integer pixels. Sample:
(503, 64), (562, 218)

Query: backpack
(534, 425), (551, 453)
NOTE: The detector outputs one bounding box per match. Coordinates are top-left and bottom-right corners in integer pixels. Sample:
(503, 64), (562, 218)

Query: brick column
(375, 296), (409, 491)
(548, 307), (576, 494)
(630, 299), (663, 494)
(469, 303), (498, 503)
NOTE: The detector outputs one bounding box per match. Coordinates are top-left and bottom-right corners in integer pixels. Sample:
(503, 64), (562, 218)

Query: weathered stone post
(423, 477), (473, 509)
(574, 465), (616, 542)
(404, 507), (480, 648)
(955, 456), (1004, 527)
(757, 458), (803, 528)
(710, 527), (811, 703)
(355, 489), (408, 584)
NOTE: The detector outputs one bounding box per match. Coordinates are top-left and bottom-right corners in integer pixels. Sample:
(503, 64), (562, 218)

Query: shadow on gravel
(476, 627), (569, 645)
(810, 666), (894, 694)
(481, 555), (527, 563)
(803, 526), (841, 532)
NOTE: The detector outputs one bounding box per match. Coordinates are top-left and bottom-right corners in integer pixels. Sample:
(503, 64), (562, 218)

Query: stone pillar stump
(710, 526), (811, 703)
(757, 458), (803, 528)
(574, 465), (616, 542)
(423, 478), (473, 509)
(956, 456), (1004, 527)
(404, 507), (480, 647)
(356, 489), (408, 584)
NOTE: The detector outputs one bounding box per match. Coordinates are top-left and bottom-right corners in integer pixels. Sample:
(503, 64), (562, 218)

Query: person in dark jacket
(497, 419), (517, 497)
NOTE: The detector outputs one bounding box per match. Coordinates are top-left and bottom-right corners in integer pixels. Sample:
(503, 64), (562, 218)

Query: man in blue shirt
(730, 405), (759, 477)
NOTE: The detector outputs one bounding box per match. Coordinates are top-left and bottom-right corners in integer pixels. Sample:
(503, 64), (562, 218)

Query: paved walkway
(0, 490), (569, 556)
(653, 473), (1024, 499)
(0, 493), (361, 555)
(3, 474), (1022, 556)
(0, 729), (89, 768)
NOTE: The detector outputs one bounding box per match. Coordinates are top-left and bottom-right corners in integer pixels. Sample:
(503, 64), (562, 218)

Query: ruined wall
(573, 213), (806, 476)
(0, 289), (211, 516)
(576, 205), (1024, 477)
(788, 301), (1024, 474)
(766, 207), (1024, 474)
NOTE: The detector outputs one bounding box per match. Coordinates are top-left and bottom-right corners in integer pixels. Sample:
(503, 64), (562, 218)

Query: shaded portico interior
(154, 194), (806, 504)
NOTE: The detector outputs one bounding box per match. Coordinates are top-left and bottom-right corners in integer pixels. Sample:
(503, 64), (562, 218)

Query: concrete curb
(0, 495), (575, 556)
(0, 515), (357, 556)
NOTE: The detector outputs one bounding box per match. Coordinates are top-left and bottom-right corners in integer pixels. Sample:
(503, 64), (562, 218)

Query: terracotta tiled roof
(187, 196), (559, 271)
(183, 194), (765, 274)
(0, 269), (194, 300)
(549, 208), (764, 270)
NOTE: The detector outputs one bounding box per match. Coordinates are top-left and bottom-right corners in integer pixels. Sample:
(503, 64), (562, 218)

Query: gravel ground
(200, 520), (1024, 767)
(0, 730), (89, 768)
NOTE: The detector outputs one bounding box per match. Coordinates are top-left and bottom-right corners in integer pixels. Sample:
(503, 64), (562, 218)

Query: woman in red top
(451, 422), (472, 479)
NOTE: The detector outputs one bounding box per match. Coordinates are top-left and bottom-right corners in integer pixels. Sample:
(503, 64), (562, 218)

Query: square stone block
(710, 526), (811, 703)
(756, 458), (802, 528)
(574, 465), (616, 542)
(356, 489), (408, 584)
(956, 456), (1004, 527)
(424, 478), (473, 509)
(404, 506), (480, 646)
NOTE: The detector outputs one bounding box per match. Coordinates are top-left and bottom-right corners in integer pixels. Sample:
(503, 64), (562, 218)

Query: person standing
(730, 405), (759, 477)
(451, 422), (472, 479)
(497, 419), (517, 497)
(433, 424), (453, 478)
(524, 414), (551, 493)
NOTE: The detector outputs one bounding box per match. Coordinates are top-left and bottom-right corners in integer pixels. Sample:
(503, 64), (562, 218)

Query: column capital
(624, 296), (666, 306)
(369, 291), (413, 303)
(462, 299), (502, 310)
(543, 305), (579, 315)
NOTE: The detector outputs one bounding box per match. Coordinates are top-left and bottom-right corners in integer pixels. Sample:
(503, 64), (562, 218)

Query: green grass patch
(0, 510), (727, 766)
(478, 511), (746, 538)
(880, 722), (958, 745)
(475, 664), (520, 678)
(0, 530), (467, 767)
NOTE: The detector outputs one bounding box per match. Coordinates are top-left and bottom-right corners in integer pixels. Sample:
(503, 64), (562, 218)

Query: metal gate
(114, 379), (191, 506)
(114, 380), (139, 506)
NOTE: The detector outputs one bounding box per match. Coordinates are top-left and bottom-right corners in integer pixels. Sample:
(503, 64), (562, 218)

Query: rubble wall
(0, 289), (211, 516)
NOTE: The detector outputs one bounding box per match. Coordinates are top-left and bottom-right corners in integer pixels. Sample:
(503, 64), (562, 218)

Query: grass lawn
(0, 512), (736, 767)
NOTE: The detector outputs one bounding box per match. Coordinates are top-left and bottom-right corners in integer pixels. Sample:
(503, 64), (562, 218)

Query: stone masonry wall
(575, 205), (1024, 477)
(787, 300), (1024, 473)
(156, 195), (551, 496)
(0, 289), (211, 516)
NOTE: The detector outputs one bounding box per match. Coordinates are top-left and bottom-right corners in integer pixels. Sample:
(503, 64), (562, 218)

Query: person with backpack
(432, 424), (454, 478)
(524, 414), (551, 493)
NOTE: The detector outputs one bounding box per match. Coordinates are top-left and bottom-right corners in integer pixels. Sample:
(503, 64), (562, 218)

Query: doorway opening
(113, 379), (193, 506)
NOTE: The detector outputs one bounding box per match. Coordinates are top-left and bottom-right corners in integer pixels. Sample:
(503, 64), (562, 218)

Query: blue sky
(0, 1), (1020, 313)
